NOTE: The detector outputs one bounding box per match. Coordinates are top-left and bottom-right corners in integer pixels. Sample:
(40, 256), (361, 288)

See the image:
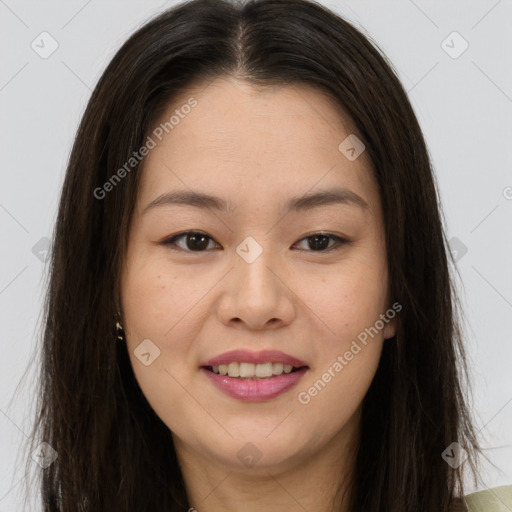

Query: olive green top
(465, 485), (512, 511)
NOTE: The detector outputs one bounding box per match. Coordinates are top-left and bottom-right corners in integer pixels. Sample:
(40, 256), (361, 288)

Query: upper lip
(200, 349), (308, 368)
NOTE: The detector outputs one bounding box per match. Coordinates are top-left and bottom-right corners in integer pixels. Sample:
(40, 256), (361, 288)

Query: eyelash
(161, 231), (351, 253)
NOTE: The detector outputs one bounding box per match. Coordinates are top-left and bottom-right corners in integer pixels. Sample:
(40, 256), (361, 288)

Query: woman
(25, 0), (511, 510)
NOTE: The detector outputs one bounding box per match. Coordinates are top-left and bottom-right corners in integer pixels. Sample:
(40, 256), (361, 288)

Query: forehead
(137, 76), (379, 216)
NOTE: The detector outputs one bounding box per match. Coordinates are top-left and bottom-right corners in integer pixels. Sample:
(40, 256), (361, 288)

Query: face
(120, 76), (397, 474)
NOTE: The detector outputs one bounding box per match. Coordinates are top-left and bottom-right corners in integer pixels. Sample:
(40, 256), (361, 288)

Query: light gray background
(1, 0), (511, 509)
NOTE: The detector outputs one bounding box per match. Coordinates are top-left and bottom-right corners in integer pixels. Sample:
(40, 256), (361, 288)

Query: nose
(217, 245), (295, 330)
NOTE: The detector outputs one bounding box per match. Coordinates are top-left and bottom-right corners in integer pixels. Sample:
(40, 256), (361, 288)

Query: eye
(162, 231), (220, 252)
(293, 232), (351, 252)
(162, 231), (351, 253)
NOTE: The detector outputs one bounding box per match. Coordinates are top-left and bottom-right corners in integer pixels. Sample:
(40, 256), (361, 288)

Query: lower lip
(200, 367), (308, 402)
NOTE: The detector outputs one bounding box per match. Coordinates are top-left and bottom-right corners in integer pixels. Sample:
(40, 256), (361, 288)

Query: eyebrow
(142, 188), (369, 214)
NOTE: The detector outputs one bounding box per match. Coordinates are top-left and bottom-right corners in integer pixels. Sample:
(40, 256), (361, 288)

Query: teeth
(209, 362), (299, 378)
(239, 363), (255, 378)
(255, 362), (273, 377)
(272, 362), (283, 374)
(227, 362), (239, 377)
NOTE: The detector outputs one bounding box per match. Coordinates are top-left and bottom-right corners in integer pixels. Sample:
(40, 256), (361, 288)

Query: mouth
(199, 350), (309, 401)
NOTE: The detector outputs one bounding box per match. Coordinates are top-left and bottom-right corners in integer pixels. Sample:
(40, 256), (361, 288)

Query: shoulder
(464, 485), (512, 512)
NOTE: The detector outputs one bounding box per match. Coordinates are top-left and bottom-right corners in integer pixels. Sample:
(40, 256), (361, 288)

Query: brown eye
(162, 231), (350, 253)
(163, 231), (219, 252)
(294, 233), (350, 252)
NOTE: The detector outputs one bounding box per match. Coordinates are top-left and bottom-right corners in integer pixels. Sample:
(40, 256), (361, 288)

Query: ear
(383, 297), (400, 340)
(383, 314), (397, 340)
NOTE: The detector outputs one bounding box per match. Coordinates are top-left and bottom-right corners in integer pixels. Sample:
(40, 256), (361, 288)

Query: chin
(201, 426), (311, 470)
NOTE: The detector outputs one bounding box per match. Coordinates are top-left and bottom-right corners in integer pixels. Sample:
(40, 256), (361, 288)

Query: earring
(115, 311), (125, 342)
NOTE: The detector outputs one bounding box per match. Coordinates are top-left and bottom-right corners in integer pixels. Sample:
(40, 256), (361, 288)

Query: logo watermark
(93, 97), (198, 200)
(297, 302), (402, 405)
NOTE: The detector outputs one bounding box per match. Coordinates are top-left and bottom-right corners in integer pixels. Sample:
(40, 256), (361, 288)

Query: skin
(120, 76), (397, 512)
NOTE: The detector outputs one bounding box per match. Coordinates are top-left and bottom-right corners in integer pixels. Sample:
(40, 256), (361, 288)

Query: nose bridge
(219, 234), (293, 328)
(234, 235), (279, 304)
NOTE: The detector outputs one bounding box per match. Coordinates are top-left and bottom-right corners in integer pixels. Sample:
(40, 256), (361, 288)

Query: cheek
(297, 254), (389, 342)
(120, 256), (205, 430)
(120, 251), (222, 392)
(121, 253), (209, 341)
(292, 252), (388, 409)
(293, 275), (385, 438)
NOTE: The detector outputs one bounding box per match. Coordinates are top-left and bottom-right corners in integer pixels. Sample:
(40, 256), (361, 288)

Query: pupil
(309, 235), (329, 250)
(187, 233), (209, 251)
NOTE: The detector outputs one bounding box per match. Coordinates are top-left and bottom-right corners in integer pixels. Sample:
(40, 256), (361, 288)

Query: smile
(200, 349), (309, 401)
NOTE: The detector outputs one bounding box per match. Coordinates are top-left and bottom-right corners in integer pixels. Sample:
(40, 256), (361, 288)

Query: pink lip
(201, 367), (308, 402)
(200, 349), (307, 368)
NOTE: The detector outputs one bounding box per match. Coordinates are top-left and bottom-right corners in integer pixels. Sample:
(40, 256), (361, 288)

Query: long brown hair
(23, 0), (482, 509)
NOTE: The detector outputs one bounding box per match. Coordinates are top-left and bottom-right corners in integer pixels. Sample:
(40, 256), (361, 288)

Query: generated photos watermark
(297, 301), (402, 405)
(93, 97), (198, 200)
